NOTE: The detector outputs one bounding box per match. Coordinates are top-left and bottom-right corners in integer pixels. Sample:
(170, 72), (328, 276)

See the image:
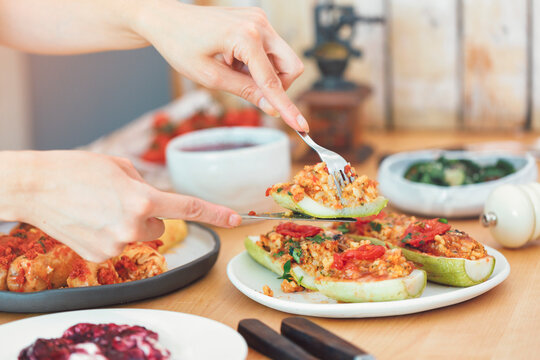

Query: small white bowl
(166, 127), (291, 214)
(378, 150), (538, 218)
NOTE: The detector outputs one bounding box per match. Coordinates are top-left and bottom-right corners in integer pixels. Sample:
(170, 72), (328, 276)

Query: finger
(110, 157), (146, 182)
(198, 60), (279, 117)
(243, 42), (309, 132)
(141, 217), (166, 241)
(150, 190), (242, 228)
(265, 38), (304, 91)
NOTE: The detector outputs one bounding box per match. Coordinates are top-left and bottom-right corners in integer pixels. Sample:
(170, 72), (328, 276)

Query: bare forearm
(0, 151), (36, 222)
(0, 0), (148, 54)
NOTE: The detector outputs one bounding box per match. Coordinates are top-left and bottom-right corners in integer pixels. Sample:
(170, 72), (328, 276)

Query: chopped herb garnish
(307, 234), (325, 244)
(277, 187), (283, 193)
(38, 240), (47, 253)
(287, 191), (293, 196)
(401, 233), (412, 243)
(277, 260), (293, 281)
(273, 250), (285, 258)
(438, 218), (448, 224)
(298, 276), (304, 283)
(370, 222), (382, 232)
(291, 248), (303, 263)
(336, 224), (350, 234)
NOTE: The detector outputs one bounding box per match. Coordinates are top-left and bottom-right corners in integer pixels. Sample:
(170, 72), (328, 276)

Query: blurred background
(0, 0), (538, 151)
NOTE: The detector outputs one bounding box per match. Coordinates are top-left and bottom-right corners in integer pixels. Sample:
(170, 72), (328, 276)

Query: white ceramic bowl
(378, 150), (538, 218)
(166, 127), (291, 214)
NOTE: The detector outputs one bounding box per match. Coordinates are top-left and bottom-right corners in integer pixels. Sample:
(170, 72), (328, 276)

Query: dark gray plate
(0, 222), (220, 313)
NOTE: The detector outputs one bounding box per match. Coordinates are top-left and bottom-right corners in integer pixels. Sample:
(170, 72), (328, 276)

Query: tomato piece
(355, 211), (386, 225)
(275, 222), (322, 238)
(248, 211), (256, 216)
(152, 112), (170, 129)
(332, 244), (386, 270)
(141, 148), (165, 164)
(401, 218), (451, 247)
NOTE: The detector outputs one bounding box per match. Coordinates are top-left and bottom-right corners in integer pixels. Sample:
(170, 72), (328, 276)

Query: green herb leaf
(291, 248), (302, 263)
(277, 260), (293, 281)
(287, 191), (293, 196)
(401, 233), (412, 243)
(438, 218), (448, 224)
(273, 250), (285, 258)
(306, 234), (325, 244)
(277, 187), (283, 193)
(370, 222), (382, 232)
(38, 239), (47, 253)
(336, 224), (350, 234)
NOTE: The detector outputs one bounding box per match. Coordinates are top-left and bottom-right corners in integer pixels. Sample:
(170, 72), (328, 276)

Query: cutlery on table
(238, 319), (318, 360)
(238, 317), (375, 360)
(240, 212), (356, 222)
(281, 317), (375, 360)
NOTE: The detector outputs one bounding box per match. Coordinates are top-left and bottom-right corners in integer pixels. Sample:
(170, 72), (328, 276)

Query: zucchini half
(270, 192), (388, 218)
(353, 236), (495, 287)
(244, 236), (426, 302)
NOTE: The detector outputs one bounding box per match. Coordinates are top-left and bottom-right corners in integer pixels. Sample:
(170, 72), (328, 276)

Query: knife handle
(281, 317), (375, 360)
(238, 319), (318, 360)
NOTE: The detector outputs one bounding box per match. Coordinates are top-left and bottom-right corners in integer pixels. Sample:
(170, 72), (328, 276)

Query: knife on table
(240, 212), (356, 222)
(281, 317), (376, 360)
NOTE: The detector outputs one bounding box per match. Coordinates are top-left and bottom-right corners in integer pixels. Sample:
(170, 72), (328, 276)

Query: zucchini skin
(352, 236), (495, 287)
(270, 192), (388, 219)
(244, 236), (426, 302)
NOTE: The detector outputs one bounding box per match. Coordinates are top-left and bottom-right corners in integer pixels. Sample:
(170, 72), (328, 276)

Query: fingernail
(228, 214), (242, 227)
(258, 97), (279, 117)
(296, 114), (310, 132)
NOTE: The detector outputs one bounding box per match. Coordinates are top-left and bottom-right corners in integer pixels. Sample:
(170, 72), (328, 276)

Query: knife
(240, 212), (356, 222)
(238, 319), (318, 360)
(281, 317), (376, 360)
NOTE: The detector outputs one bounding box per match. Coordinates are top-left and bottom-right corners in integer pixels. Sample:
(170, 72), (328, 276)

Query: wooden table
(2, 131), (540, 359)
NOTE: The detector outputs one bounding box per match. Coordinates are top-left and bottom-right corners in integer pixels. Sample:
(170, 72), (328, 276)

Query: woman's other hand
(0, 151), (241, 262)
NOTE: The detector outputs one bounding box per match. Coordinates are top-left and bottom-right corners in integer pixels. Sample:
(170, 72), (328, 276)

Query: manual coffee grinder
(298, 1), (384, 162)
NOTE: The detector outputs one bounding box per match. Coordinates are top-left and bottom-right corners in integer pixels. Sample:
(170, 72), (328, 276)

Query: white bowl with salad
(378, 150), (537, 218)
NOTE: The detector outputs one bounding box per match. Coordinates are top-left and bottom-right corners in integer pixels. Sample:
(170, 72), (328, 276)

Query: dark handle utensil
(238, 319), (318, 360)
(281, 317), (375, 360)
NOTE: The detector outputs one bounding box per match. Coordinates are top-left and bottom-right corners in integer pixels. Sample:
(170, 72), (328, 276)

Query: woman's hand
(132, 1), (308, 132)
(0, 151), (241, 262)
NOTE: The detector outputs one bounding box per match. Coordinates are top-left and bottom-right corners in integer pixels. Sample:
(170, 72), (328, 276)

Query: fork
(296, 131), (356, 203)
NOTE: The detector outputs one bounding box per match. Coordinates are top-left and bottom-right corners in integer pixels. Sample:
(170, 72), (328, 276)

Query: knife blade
(240, 212), (356, 222)
(281, 317), (376, 360)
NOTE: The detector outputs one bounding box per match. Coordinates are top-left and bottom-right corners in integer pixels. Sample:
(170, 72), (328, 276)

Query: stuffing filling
(258, 223), (414, 292)
(266, 162), (380, 210)
(340, 212), (488, 260)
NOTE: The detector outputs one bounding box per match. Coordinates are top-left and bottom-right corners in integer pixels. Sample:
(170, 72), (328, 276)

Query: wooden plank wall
(198, 0), (535, 132)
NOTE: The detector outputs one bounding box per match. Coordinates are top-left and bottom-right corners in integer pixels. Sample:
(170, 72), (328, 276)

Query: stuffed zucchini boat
(266, 162), (387, 218)
(245, 222), (426, 302)
(338, 212), (495, 287)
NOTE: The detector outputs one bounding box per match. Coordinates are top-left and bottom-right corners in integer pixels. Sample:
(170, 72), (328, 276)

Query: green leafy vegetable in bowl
(404, 156), (516, 186)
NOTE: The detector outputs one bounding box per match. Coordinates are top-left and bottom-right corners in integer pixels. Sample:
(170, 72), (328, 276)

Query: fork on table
(296, 131), (356, 204)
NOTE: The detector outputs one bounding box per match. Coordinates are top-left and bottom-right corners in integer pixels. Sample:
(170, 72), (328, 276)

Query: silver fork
(296, 131), (356, 203)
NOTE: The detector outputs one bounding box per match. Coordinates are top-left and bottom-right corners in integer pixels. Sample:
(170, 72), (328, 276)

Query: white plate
(378, 150), (537, 218)
(1, 308), (247, 360)
(227, 246), (510, 318)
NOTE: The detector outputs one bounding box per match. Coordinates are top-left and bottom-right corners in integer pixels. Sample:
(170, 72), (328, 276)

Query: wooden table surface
(2, 131), (540, 359)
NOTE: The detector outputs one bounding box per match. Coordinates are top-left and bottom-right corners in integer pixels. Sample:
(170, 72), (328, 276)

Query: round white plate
(227, 246), (510, 318)
(1, 308), (247, 360)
